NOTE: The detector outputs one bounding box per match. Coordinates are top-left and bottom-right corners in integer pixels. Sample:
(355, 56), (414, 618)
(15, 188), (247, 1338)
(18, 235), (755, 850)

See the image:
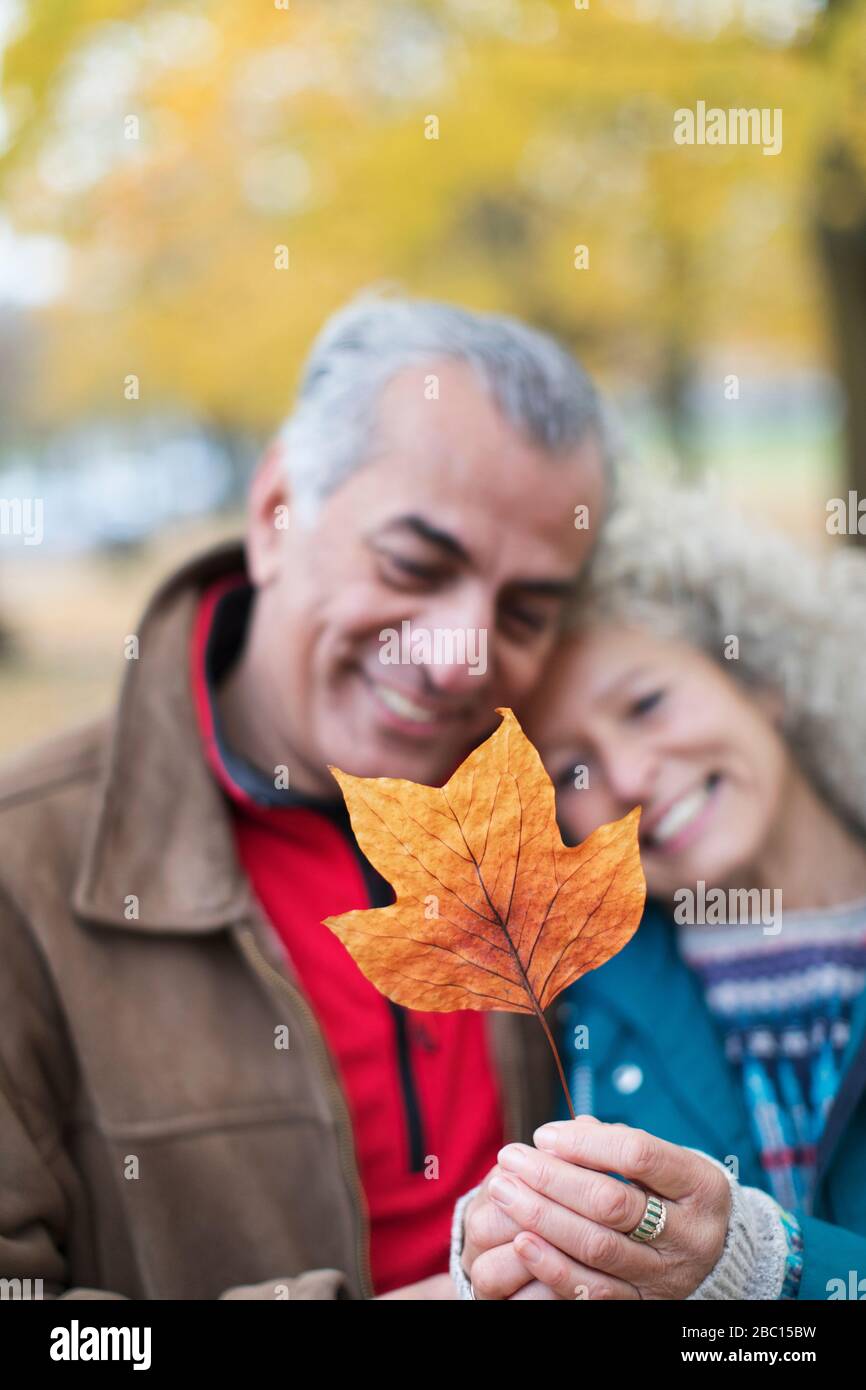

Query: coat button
(612, 1064), (643, 1095)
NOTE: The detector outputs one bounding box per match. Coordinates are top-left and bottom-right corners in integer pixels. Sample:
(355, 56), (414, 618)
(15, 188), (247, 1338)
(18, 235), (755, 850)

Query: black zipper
(389, 1001), (427, 1172)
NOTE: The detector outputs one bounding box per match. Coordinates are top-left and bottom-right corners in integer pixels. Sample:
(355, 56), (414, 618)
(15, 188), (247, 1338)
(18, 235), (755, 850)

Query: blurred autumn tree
(812, 0), (866, 517)
(0, 0), (862, 511)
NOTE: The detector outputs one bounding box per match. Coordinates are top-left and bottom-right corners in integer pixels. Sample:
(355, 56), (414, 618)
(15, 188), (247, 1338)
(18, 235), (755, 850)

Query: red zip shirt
(189, 573), (504, 1294)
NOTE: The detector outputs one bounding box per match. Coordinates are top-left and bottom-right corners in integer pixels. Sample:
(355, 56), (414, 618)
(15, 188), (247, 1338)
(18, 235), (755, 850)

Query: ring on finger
(627, 1193), (667, 1243)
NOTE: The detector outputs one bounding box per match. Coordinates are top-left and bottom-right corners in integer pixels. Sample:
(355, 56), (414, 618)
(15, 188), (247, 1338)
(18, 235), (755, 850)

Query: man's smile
(357, 667), (479, 738)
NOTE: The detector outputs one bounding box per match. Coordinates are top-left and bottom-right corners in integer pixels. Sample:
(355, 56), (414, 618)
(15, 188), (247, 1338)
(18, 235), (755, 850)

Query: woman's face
(524, 626), (792, 899)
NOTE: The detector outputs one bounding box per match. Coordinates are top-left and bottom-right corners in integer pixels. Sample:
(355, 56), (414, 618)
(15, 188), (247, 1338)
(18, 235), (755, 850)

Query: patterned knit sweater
(676, 895), (866, 1218)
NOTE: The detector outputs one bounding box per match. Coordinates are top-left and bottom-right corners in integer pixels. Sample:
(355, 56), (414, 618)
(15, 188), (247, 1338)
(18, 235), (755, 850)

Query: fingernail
(489, 1175), (518, 1207)
(534, 1125), (559, 1151)
(497, 1144), (531, 1174)
(515, 1235), (542, 1265)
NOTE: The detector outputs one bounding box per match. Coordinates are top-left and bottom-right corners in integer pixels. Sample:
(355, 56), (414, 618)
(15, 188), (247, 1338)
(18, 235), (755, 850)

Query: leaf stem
(534, 1005), (576, 1121)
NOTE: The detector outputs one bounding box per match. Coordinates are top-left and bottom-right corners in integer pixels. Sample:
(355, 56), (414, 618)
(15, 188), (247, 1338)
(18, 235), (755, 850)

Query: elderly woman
(452, 484), (866, 1300)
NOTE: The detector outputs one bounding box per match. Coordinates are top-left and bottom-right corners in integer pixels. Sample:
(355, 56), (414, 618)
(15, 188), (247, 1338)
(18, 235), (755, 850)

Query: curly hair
(568, 476), (866, 840)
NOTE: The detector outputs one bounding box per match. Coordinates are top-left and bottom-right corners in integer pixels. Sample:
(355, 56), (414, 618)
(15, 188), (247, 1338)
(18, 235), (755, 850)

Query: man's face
(246, 358), (605, 793)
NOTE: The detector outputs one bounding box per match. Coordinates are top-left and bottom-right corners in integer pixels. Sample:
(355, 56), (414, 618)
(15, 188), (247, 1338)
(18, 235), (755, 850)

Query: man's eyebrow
(374, 514), (469, 562)
(507, 578), (576, 599)
(371, 520), (578, 597)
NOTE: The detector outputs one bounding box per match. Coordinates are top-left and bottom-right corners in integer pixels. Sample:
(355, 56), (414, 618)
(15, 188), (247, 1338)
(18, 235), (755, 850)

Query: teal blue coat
(557, 903), (866, 1300)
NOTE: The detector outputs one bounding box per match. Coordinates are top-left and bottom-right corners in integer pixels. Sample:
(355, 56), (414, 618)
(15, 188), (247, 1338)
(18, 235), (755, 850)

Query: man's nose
(416, 591), (495, 693)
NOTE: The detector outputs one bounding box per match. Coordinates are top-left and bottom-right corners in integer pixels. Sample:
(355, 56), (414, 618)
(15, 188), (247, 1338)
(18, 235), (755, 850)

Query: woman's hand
(464, 1118), (731, 1300)
(462, 1118), (614, 1299)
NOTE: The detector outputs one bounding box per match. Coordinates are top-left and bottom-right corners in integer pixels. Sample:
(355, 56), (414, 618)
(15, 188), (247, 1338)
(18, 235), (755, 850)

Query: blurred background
(0, 0), (864, 754)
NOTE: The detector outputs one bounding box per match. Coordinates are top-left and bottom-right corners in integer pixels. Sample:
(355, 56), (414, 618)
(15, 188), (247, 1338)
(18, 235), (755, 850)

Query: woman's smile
(642, 772), (723, 856)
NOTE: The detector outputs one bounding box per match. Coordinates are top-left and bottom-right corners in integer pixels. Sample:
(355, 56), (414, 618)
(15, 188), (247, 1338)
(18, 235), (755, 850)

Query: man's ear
(246, 442), (290, 587)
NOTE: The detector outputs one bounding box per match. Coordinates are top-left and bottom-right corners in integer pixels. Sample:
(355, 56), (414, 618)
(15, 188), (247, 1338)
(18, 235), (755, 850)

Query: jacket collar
(191, 572), (349, 821)
(73, 539), (260, 933)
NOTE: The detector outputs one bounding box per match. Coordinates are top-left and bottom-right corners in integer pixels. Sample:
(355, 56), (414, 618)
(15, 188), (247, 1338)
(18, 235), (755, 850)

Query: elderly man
(0, 291), (607, 1300)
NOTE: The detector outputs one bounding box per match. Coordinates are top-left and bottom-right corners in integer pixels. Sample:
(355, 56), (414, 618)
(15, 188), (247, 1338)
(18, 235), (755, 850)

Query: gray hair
(278, 285), (611, 523)
(569, 475), (866, 839)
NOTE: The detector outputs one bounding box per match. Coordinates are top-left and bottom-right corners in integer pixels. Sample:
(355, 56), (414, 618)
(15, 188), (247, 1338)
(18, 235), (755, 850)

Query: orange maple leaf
(324, 707), (646, 1116)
